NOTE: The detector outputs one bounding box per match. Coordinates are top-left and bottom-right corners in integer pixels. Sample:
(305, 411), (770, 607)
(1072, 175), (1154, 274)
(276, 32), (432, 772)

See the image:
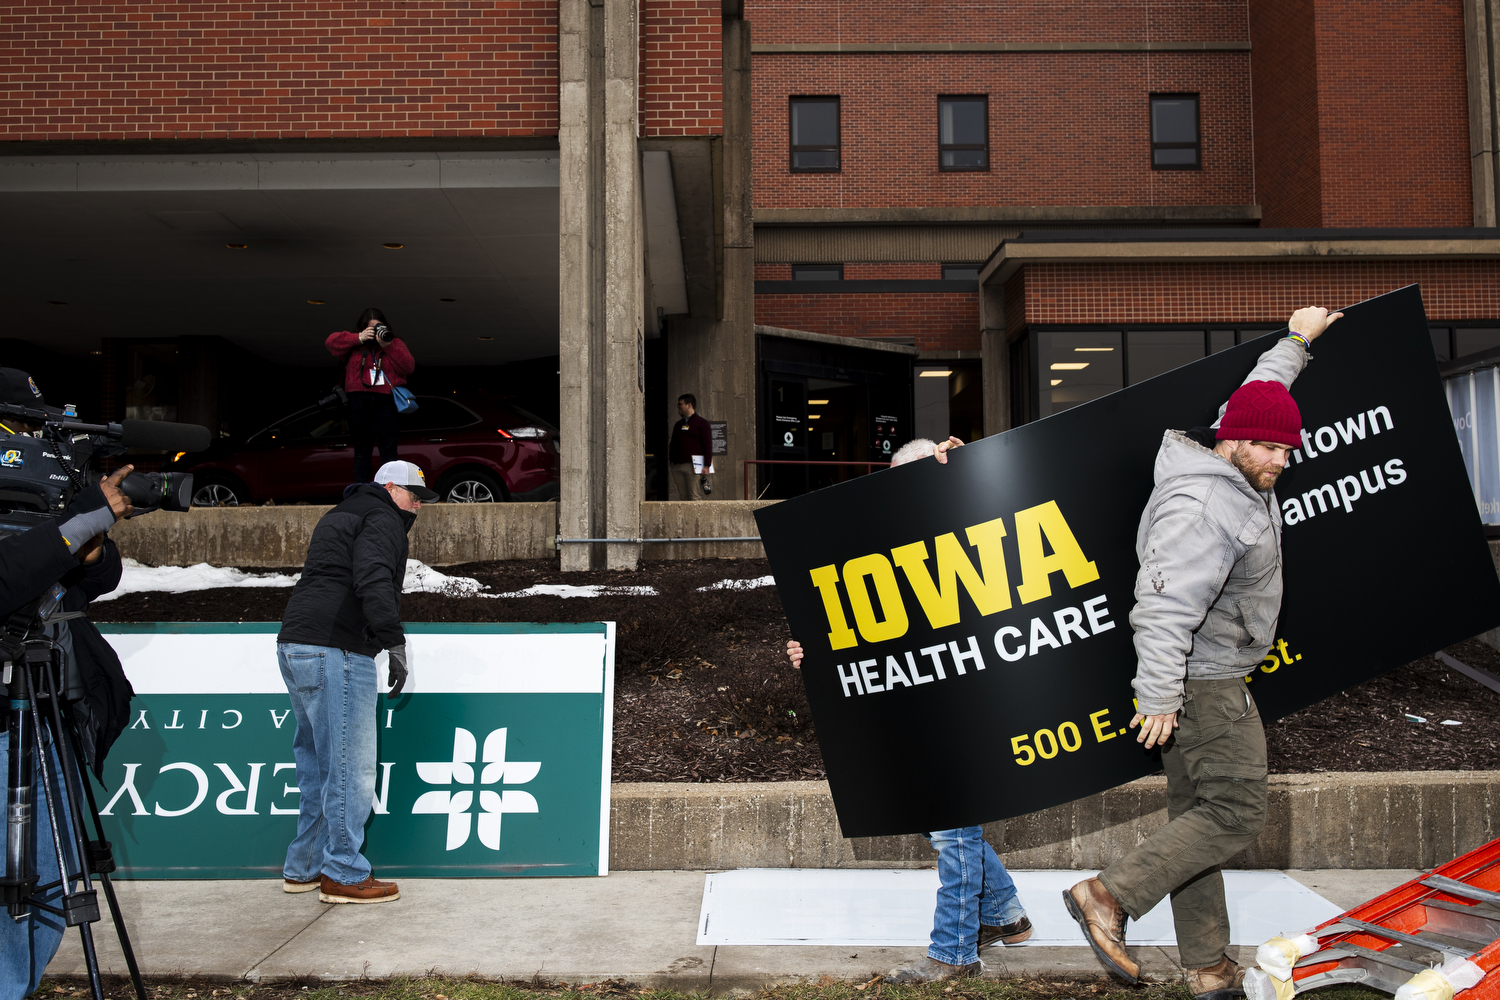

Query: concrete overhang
(756, 204), (1263, 227)
(0, 150), (562, 367)
(755, 323), (921, 356)
(978, 227), (1500, 286)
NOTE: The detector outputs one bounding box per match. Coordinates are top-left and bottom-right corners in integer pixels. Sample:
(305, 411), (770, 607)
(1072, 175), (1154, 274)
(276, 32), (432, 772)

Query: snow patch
(95, 558), (488, 601)
(402, 561), (486, 597)
(484, 584), (659, 599)
(93, 560), (300, 601)
(697, 575), (774, 592)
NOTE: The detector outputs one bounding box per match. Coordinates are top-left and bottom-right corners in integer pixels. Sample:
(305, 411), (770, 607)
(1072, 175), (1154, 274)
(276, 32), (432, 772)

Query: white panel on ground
(696, 869), (1341, 947)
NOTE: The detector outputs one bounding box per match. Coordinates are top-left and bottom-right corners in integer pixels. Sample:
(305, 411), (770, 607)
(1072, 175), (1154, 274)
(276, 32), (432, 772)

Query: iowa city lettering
(809, 500), (1116, 698)
(99, 706), (396, 818)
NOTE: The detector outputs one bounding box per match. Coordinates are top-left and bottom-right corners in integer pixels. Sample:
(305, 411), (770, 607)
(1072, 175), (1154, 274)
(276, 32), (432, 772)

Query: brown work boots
(1063, 877), (1139, 983)
(1184, 955), (1248, 1000)
(318, 873), (401, 904)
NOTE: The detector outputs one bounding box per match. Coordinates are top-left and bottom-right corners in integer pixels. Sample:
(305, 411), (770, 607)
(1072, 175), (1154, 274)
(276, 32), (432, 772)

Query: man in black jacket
(276, 459), (436, 904)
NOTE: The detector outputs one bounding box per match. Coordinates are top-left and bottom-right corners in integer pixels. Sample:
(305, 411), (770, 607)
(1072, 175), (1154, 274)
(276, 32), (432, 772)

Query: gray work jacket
(1128, 337), (1309, 716)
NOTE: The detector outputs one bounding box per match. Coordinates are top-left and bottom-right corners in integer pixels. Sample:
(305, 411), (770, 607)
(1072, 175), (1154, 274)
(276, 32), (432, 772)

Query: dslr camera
(373, 323), (393, 343)
(0, 400), (209, 535)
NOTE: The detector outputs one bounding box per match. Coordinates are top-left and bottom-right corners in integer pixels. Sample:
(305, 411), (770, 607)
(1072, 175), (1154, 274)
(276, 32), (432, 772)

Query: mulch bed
(92, 558), (1500, 780)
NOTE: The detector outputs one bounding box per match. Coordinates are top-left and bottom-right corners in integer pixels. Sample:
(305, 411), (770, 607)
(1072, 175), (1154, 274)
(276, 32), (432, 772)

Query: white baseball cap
(374, 460), (439, 501)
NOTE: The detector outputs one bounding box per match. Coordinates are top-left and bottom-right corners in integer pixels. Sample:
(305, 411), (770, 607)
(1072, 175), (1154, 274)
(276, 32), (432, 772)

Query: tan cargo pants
(1098, 677), (1269, 969)
(671, 462), (706, 500)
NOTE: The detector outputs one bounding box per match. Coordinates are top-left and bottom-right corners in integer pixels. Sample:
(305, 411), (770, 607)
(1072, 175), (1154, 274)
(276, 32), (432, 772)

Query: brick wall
(754, 291), (980, 350)
(1312, 0), (1471, 226)
(753, 52), (1254, 209)
(746, 0), (1248, 46)
(1249, 0), (1321, 227)
(2, 0), (559, 140)
(1014, 261), (1500, 325)
(641, 0), (721, 136)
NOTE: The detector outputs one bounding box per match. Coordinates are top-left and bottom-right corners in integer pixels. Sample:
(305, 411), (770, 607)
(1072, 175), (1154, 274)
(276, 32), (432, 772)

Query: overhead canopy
(0, 151), (562, 367)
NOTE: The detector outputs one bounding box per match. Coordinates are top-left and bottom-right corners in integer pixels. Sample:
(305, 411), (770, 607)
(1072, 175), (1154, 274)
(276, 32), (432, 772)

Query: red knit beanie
(1217, 380), (1302, 447)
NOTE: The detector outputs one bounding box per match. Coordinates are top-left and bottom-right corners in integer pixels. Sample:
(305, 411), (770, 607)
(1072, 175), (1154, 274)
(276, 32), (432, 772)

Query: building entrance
(757, 329), (915, 499)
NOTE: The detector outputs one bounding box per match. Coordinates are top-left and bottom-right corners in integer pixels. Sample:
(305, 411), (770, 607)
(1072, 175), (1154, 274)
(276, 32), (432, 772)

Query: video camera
(0, 400), (211, 532)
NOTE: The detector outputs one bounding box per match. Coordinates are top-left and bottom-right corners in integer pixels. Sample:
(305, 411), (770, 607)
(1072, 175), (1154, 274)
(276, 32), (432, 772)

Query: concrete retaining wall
(112, 500), (774, 567)
(608, 771), (1500, 871)
(639, 500), (771, 559)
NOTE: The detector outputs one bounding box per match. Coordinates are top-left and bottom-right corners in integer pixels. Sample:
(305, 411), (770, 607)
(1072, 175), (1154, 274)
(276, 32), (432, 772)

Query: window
(939, 96), (988, 170)
(276, 409), (351, 442)
(1456, 329), (1500, 360)
(790, 97), (840, 172)
(1038, 331), (1124, 416)
(1431, 328), (1453, 362)
(1127, 331), (1206, 385)
(1210, 330), (1238, 354)
(792, 264), (843, 281)
(942, 264), (981, 283)
(395, 397), (480, 432)
(1151, 94), (1200, 169)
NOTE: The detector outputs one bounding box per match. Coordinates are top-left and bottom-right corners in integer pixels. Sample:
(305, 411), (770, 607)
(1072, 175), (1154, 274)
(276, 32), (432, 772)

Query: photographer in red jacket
(326, 307), (415, 483)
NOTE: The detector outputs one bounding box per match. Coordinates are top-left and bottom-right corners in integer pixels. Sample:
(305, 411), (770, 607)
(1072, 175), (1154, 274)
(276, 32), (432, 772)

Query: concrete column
(602, 0), (644, 569)
(1464, 0), (1500, 227)
(558, 0), (644, 571)
(665, 15), (757, 501)
(979, 275), (1010, 437)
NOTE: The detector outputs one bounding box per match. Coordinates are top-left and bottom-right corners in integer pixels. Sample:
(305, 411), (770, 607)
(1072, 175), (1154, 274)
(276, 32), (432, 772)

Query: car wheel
(440, 469), (507, 503)
(191, 476), (247, 507)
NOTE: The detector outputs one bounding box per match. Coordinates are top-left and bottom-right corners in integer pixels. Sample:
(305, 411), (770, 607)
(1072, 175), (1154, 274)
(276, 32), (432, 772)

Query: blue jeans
(1, 729), (77, 998)
(277, 643), (378, 885)
(925, 827), (1025, 966)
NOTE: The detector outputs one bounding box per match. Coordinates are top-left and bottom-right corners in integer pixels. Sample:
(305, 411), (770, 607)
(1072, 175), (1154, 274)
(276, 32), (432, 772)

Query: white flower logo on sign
(412, 728), (540, 850)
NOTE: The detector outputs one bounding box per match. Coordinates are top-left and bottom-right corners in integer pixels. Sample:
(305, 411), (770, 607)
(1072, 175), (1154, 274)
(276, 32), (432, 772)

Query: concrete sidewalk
(48, 870), (1418, 990)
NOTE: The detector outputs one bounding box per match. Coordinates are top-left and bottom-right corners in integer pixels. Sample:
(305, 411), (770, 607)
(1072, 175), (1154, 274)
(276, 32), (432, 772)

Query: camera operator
(326, 307), (415, 484)
(1, 370), (136, 996)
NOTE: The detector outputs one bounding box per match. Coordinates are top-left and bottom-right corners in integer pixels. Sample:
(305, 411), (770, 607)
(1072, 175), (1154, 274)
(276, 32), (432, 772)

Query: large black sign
(755, 286), (1500, 838)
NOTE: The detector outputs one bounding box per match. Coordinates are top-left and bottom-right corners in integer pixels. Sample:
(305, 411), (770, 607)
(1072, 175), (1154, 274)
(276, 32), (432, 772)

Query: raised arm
(1213, 306), (1342, 426)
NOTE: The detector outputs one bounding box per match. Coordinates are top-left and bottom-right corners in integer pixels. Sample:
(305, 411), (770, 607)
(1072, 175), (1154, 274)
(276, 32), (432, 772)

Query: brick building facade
(747, 0), (1500, 449)
(4, 0), (1500, 522)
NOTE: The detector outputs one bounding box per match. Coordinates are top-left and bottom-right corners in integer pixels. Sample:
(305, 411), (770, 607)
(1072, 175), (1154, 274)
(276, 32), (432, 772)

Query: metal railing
(742, 459), (891, 499)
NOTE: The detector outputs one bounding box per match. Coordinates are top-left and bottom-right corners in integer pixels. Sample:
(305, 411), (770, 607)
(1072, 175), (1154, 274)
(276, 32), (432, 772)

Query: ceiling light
(225, 243), (247, 249)
(1074, 347), (1115, 352)
(478, 336), (494, 341)
(48, 300), (67, 306)
(808, 399), (830, 405)
(307, 299), (325, 305)
(919, 370), (952, 377)
(88, 350), (102, 356)
(1051, 362), (1090, 370)
(1051, 379), (1063, 386)
(808, 414), (821, 420)
(382, 243), (404, 250)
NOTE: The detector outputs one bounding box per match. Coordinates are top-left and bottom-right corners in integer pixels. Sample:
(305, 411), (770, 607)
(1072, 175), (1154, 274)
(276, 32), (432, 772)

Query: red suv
(176, 395), (559, 505)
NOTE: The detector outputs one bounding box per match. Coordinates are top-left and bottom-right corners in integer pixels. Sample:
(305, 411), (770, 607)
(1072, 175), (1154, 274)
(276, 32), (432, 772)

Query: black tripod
(1, 591), (145, 1000)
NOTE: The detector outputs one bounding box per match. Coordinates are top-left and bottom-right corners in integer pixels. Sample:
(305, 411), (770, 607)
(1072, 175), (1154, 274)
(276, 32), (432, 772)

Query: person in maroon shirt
(668, 393), (714, 500)
(326, 307), (416, 483)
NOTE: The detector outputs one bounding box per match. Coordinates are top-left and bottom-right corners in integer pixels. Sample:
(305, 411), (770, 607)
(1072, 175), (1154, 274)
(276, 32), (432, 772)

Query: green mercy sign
(95, 623), (616, 879)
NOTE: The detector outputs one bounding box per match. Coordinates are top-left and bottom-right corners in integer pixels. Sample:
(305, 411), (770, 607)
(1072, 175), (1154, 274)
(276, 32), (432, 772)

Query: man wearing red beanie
(1066, 306), (1343, 998)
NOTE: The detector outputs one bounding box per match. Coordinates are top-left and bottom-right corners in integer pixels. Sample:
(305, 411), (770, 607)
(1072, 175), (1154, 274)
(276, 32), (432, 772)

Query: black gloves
(386, 644), (409, 699)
